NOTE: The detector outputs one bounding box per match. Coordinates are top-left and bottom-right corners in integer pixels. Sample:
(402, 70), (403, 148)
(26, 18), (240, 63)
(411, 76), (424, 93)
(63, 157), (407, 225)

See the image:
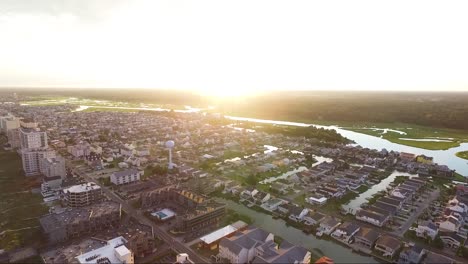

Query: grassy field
(0, 140), (49, 251)
(325, 122), (468, 150)
(456, 151), (468, 160)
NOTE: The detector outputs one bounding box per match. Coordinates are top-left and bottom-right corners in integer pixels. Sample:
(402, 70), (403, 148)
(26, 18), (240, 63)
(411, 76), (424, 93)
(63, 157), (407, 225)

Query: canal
(342, 170), (419, 214)
(217, 198), (380, 263)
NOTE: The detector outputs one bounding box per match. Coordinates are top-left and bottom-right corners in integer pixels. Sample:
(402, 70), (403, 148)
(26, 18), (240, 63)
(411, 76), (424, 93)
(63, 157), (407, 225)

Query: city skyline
(1, 0), (468, 96)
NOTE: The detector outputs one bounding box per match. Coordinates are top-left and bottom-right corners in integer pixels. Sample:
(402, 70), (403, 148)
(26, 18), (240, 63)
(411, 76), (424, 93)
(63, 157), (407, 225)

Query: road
(73, 166), (209, 264)
(392, 188), (440, 237)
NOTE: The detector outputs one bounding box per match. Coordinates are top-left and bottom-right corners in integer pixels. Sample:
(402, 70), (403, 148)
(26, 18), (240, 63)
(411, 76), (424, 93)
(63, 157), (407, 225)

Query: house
(289, 206), (308, 222)
(400, 152), (416, 162)
(253, 191), (271, 203)
(416, 221), (439, 240)
(319, 186), (345, 198)
(219, 226), (310, 264)
(252, 240), (311, 264)
(391, 188), (413, 201)
(354, 227), (380, 249)
(218, 226), (274, 264)
(356, 209), (389, 227)
(331, 222), (361, 244)
(374, 235), (401, 258)
(439, 232), (465, 249)
(240, 187), (258, 199)
(303, 211), (326, 226)
(378, 197), (404, 210)
(398, 245), (426, 264)
(438, 215), (461, 232)
(447, 196), (468, 214)
(261, 198), (285, 212)
(371, 202), (399, 216)
(318, 216), (341, 235)
(306, 194), (328, 205)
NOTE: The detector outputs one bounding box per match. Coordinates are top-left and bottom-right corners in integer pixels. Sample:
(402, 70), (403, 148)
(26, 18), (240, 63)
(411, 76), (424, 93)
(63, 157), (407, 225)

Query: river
(225, 116), (468, 176)
(217, 198), (379, 263)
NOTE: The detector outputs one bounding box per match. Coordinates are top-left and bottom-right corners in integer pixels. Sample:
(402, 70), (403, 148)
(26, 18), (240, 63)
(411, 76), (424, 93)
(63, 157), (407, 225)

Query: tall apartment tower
(0, 115), (20, 133)
(20, 128), (56, 176)
(20, 128), (48, 149)
(7, 120), (39, 149)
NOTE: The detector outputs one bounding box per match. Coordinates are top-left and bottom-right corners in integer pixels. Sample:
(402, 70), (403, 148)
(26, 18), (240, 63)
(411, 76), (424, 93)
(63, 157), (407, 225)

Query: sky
(1, 0), (468, 96)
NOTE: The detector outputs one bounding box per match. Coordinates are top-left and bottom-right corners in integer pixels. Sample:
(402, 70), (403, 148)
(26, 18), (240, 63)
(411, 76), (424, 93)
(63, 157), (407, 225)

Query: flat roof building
(75, 236), (134, 264)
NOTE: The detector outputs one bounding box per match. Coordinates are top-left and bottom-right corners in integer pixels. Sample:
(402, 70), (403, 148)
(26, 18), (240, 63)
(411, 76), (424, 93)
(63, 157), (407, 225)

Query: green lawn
(456, 151), (468, 160)
(0, 142), (49, 250)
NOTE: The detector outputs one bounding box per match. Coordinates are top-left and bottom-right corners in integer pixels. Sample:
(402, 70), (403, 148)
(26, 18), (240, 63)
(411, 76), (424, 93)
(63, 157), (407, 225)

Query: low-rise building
(75, 236), (134, 264)
(416, 221), (438, 240)
(331, 222), (361, 244)
(218, 226), (310, 264)
(439, 232), (465, 249)
(62, 182), (103, 207)
(356, 209), (389, 227)
(398, 245), (426, 264)
(374, 235), (401, 259)
(111, 169), (142, 185)
(318, 216), (341, 235)
(354, 227), (380, 249)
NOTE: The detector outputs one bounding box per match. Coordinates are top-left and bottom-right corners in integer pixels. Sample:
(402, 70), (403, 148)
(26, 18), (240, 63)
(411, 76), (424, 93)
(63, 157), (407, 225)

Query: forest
(3, 88), (468, 131)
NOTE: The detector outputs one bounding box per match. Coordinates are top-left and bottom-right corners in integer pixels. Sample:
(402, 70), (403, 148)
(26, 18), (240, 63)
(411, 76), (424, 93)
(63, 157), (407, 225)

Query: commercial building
(111, 169), (142, 185)
(39, 201), (121, 244)
(62, 182), (103, 208)
(75, 236), (134, 264)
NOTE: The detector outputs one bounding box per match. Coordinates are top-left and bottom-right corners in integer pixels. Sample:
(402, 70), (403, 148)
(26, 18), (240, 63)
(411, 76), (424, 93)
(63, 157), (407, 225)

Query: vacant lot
(0, 141), (48, 250)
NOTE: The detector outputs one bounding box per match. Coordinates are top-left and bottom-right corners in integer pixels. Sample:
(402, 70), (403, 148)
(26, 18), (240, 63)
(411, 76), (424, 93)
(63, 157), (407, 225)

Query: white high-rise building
(21, 149), (56, 176)
(41, 156), (66, 179)
(20, 128), (48, 149)
(0, 116), (20, 133)
(19, 127), (57, 176)
(7, 128), (21, 149)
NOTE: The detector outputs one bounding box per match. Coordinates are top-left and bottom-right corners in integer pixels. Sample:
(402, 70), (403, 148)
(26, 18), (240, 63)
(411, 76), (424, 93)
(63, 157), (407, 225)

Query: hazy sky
(1, 0), (468, 95)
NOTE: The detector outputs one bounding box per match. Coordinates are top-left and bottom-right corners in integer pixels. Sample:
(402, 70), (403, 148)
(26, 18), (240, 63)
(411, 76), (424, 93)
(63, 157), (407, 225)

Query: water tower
(165, 140), (175, 169)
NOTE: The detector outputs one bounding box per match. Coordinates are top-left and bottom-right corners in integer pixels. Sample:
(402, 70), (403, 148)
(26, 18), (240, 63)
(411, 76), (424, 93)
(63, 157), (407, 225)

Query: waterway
(225, 116), (468, 176)
(342, 171), (419, 214)
(217, 198), (379, 263)
(260, 166), (308, 184)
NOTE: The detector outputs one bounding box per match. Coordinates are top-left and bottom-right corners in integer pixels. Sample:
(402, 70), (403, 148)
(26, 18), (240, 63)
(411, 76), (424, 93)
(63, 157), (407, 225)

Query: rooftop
(75, 236), (131, 264)
(63, 182), (101, 194)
